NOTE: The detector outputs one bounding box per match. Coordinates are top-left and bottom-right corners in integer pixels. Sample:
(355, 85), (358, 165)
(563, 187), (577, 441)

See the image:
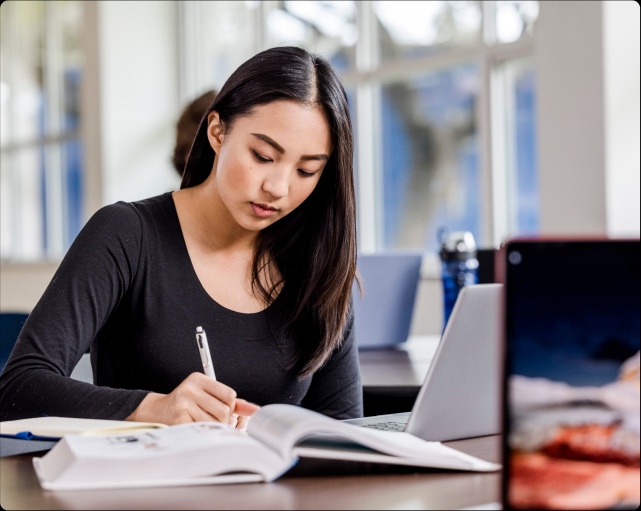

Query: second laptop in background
(352, 252), (423, 349)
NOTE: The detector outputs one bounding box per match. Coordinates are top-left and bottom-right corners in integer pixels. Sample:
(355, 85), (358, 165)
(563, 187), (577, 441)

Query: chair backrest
(352, 252), (423, 349)
(0, 312), (29, 373)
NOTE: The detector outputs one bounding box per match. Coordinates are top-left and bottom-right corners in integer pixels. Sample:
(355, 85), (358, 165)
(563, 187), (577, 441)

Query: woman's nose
(262, 168), (289, 198)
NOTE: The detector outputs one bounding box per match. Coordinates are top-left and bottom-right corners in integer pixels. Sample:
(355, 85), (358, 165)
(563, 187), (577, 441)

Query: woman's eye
(298, 169), (316, 178)
(251, 150), (271, 163)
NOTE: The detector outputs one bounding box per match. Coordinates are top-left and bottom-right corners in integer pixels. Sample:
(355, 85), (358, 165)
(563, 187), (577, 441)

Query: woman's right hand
(125, 372), (260, 426)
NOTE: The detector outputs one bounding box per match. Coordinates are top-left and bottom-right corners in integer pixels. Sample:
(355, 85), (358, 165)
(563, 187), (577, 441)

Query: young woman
(0, 46), (362, 427)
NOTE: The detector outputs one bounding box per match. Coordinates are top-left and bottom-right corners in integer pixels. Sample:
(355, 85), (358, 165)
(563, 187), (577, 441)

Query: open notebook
(0, 416), (166, 440)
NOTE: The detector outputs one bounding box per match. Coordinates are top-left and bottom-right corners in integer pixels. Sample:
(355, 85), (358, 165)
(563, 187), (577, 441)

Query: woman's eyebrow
(251, 133), (329, 162)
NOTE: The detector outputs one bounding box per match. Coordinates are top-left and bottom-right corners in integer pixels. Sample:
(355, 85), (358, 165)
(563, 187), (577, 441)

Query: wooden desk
(0, 435), (501, 510)
(1, 339), (501, 510)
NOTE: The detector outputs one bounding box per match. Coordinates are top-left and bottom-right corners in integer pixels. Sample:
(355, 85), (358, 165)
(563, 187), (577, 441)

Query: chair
(0, 312), (29, 373)
(352, 252), (423, 349)
(0, 311), (93, 382)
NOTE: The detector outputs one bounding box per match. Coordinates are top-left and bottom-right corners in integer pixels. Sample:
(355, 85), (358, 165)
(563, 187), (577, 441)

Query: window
(178, 1), (261, 102)
(374, 0), (481, 59)
(497, 58), (538, 236)
(0, 0), (84, 262)
(379, 65), (482, 251)
(266, 1), (357, 70)
(180, 0), (539, 253)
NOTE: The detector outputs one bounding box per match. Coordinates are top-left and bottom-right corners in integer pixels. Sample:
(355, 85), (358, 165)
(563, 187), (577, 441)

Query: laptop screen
(502, 239), (640, 510)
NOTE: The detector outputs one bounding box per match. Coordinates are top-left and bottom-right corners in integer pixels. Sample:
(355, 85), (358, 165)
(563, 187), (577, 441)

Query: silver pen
(196, 326), (216, 380)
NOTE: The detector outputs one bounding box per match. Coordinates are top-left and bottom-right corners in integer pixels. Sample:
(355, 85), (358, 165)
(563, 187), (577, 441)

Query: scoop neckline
(165, 192), (283, 318)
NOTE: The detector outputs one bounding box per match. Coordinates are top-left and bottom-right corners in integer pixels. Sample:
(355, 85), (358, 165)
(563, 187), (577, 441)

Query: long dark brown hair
(181, 46), (357, 379)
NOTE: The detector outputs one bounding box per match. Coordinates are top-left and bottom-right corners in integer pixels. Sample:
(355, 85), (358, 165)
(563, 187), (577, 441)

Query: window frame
(179, 0), (538, 254)
(338, 1), (536, 251)
(0, 0), (84, 263)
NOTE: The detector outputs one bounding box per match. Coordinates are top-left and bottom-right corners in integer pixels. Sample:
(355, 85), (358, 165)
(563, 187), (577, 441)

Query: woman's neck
(173, 183), (258, 257)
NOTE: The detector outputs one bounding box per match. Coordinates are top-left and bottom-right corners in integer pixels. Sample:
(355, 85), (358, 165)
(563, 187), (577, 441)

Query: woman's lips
(251, 202), (279, 218)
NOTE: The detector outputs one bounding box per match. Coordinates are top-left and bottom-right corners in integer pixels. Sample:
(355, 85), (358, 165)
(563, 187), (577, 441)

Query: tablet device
(501, 239), (640, 510)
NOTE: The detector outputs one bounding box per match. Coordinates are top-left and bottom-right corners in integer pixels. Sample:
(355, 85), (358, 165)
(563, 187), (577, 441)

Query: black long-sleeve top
(0, 193), (362, 421)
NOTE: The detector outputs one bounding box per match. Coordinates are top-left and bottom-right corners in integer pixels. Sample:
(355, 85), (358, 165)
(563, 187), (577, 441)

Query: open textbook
(33, 404), (500, 490)
(0, 416), (167, 440)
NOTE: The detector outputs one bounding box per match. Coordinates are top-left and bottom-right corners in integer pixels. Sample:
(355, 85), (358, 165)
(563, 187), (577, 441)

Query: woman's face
(206, 100), (332, 232)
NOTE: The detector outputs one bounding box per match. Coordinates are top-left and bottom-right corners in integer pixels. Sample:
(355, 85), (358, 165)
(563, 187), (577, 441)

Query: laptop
(501, 239), (640, 510)
(346, 283), (503, 442)
(352, 252), (423, 349)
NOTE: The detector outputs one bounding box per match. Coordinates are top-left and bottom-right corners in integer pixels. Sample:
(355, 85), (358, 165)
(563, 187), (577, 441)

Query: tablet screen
(502, 240), (640, 510)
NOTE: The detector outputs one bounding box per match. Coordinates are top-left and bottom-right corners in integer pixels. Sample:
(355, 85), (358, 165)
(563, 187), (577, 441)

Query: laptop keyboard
(360, 421), (406, 432)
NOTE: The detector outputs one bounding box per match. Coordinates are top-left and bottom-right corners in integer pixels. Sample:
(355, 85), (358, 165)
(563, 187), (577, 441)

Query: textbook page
(33, 422), (295, 490)
(247, 404), (500, 472)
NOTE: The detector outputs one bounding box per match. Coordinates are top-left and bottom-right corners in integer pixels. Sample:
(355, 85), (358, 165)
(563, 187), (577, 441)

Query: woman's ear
(206, 111), (224, 152)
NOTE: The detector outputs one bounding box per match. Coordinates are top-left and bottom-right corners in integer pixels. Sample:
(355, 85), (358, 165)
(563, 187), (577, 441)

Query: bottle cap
(440, 231), (477, 261)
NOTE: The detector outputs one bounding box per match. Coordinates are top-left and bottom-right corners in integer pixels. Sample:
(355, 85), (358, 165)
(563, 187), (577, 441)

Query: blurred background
(1, 0), (639, 334)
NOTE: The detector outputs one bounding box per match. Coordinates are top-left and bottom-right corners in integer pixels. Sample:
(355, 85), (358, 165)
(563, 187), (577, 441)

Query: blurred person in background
(172, 89), (218, 178)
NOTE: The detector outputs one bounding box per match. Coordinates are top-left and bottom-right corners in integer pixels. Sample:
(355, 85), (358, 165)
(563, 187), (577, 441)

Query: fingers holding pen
(184, 373), (261, 425)
(130, 373), (234, 425)
(191, 377), (260, 428)
(127, 321), (256, 425)
(188, 372), (239, 423)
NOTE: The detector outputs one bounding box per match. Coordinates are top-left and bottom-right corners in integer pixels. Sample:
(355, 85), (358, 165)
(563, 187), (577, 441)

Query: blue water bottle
(439, 231), (479, 328)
